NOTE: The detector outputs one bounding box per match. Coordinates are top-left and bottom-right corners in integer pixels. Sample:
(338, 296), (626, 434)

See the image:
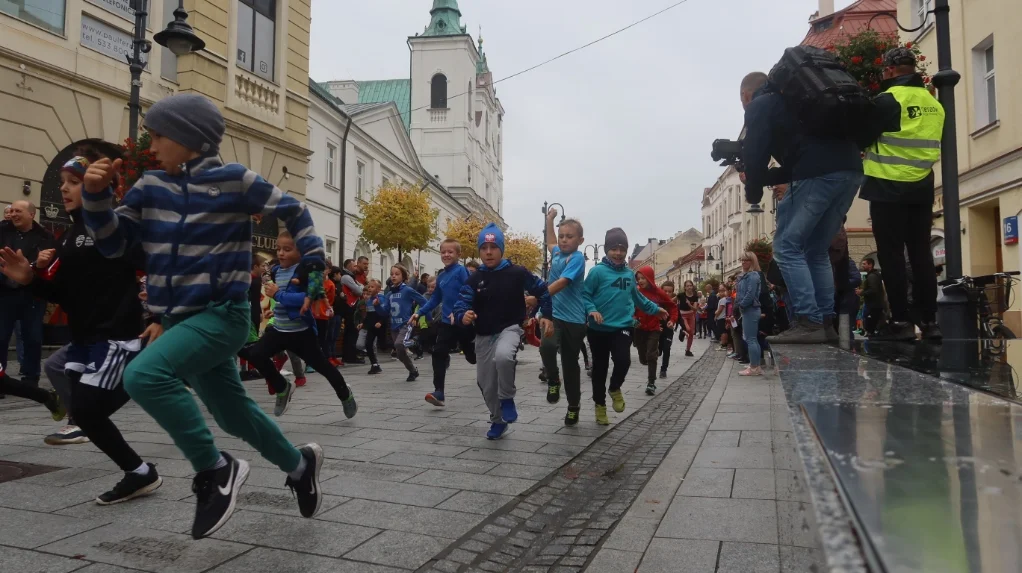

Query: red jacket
(634, 266), (678, 331)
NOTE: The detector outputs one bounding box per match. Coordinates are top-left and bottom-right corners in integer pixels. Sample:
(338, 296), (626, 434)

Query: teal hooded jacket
(583, 257), (659, 332)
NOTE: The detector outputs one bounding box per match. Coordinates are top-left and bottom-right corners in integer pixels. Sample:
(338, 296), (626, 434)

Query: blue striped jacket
(82, 156), (324, 317)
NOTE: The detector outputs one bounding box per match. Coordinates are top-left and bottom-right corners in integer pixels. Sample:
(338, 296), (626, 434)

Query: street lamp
(584, 244), (604, 262)
(541, 201), (565, 280)
(704, 244), (724, 284)
(128, 0), (205, 142)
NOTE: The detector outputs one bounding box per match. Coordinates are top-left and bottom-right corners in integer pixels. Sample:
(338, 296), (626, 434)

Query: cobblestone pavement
(418, 346), (725, 573)
(0, 338), (711, 572)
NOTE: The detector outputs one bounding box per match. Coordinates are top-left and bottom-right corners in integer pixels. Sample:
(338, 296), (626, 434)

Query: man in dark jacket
(857, 258), (887, 335)
(0, 200), (55, 384)
(740, 71), (863, 344)
(857, 48), (944, 341)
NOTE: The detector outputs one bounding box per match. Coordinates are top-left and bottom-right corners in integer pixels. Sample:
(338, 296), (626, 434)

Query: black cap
(883, 47), (916, 67)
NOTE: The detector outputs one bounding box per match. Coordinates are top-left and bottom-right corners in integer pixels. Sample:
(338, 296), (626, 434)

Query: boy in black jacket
(0, 149), (162, 505)
(454, 224), (552, 440)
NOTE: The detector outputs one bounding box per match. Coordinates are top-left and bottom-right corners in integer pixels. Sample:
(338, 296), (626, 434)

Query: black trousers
(633, 329), (660, 382)
(316, 319), (332, 359)
(0, 372), (51, 405)
(242, 327), (351, 400)
(587, 328), (632, 406)
(660, 327), (673, 370)
(538, 319), (588, 408)
(338, 304), (360, 361)
(69, 372), (143, 472)
(363, 318), (385, 366)
(871, 202), (938, 324)
(431, 322), (477, 393)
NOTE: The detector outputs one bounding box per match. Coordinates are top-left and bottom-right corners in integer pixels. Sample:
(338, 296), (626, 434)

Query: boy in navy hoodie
(410, 238), (476, 407)
(455, 224), (552, 440)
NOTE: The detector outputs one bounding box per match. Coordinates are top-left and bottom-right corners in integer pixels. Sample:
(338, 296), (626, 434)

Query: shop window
(237, 0), (276, 82)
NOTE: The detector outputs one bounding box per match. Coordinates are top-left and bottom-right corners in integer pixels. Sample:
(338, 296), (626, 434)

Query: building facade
(701, 166), (778, 283)
(307, 82), (470, 282)
(322, 0), (504, 224)
(896, 0), (1022, 332)
(1, 0), (313, 248)
(629, 228), (704, 281)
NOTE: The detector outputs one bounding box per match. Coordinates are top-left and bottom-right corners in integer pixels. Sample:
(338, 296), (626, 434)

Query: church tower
(408, 0), (504, 220)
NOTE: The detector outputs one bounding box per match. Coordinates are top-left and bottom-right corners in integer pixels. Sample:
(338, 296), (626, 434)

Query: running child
(677, 280), (700, 358)
(455, 223), (552, 440)
(658, 281), (676, 379)
(1, 150), (163, 505)
(80, 93), (326, 538)
(358, 280), (385, 374)
(538, 207), (589, 426)
(384, 264), (428, 381)
(583, 229), (667, 424)
(633, 267), (678, 396)
(410, 239), (475, 407)
(242, 231), (358, 417)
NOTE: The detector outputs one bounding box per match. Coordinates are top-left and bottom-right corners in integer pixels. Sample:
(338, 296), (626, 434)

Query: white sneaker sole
(44, 436), (90, 446)
(196, 459), (249, 539)
(95, 476), (164, 506)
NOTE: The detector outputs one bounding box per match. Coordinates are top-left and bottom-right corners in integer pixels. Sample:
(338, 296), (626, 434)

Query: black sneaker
(407, 369), (419, 382)
(96, 464), (163, 505)
(285, 443), (324, 518)
(190, 452), (249, 539)
(538, 368), (547, 383)
(547, 382), (561, 404)
(342, 393), (358, 419)
(645, 382), (656, 396)
(367, 364), (382, 375)
(564, 407), (580, 426)
(658, 370), (667, 379)
(685, 350), (694, 357)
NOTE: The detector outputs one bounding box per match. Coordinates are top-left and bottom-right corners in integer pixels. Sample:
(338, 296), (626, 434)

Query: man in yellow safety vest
(860, 47), (945, 342)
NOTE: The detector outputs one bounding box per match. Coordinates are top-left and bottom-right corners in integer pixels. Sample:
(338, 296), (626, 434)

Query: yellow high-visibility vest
(863, 85), (945, 182)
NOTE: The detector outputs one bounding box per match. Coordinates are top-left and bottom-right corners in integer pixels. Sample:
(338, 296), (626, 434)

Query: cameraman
(739, 71), (862, 344)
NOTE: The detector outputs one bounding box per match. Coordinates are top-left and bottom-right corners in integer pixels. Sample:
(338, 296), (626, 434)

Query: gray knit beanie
(143, 94), (225, 155)
(605, 228), (629, 251)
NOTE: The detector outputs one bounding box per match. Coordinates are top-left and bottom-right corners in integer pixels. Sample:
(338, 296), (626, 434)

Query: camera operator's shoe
(921, 322), (942, 341)
(767, 317), (828, 344)
(822, 317), (840, 342)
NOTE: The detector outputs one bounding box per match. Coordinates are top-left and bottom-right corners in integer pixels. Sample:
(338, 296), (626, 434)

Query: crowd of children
(0, 91), (735, 543)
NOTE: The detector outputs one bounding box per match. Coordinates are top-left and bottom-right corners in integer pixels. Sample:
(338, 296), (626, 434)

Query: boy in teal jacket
(583, 228), (666, 425)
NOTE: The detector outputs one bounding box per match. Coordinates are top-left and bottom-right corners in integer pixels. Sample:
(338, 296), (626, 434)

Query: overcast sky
(309, 0), (856, 252)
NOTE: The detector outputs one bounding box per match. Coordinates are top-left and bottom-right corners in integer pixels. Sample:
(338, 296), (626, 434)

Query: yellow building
(1, 0), (311, 248)
(895, 0), (1021, 330)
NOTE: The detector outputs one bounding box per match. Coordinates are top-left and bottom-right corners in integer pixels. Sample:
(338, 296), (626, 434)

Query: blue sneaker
(500, 399), (518, 423)
(486, 423), (509, 440)
(425, 392), (445, 407)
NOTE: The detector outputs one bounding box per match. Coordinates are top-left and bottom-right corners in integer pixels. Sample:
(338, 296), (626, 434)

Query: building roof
(355, 79), (411, 131)
(340, 102), (391, 115)
(801, 0), (898, 48)
(423, 0), (466, 37)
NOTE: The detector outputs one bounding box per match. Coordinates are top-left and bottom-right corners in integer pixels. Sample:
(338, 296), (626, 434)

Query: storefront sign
(80, 14), (147, 64)
(1005, 216), (1019, 245)
(932, 239), (946, 264)
(85, 0), (137, 23)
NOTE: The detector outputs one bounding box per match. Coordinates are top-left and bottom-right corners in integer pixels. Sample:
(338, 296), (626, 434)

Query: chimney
(324, 80), (360, 105)
(819, 0), (834, 18)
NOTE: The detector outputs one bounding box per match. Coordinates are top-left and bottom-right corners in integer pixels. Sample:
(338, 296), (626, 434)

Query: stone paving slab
(0, 342), (699, 572)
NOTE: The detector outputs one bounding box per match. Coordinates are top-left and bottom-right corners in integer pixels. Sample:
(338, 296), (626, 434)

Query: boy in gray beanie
(80, 92), (335, 539)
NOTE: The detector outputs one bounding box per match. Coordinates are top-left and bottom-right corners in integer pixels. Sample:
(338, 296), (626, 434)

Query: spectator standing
(858, 48), (944, 341)
(336, 259), (365, 364)
(0, 200), (55, 385)
(857, 258), (887, 335)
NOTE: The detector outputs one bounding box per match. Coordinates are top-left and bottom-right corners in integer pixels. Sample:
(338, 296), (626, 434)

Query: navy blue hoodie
(454, 259), (552, 336)
(417, 262), (469, 323)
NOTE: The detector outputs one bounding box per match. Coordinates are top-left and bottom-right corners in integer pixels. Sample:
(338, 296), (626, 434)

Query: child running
(358, 280), (386, 374)
(1, 149), (162, 505)
(455, 224), (552, 440)
(538, 207), (589, 425)
(242, 231), (358, 417)
(677, 280), (700, 358)
(385, 264), (428, 381)
(410, 239), (476, 407)
(658, 281), (676, 379)
(80, 93), (326, 538)
(633, 267), (678, 396)
(583, 229), (667, 424)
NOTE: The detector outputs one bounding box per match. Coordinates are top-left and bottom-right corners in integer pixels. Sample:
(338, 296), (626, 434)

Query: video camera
(710, 139), (763, 214)
(710, 139), (744, 172)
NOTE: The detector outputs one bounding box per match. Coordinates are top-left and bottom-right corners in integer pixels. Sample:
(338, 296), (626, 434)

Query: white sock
(288, 455), (307, 480)
(212, 454), (228, 471)
(131, 462), (150, 476)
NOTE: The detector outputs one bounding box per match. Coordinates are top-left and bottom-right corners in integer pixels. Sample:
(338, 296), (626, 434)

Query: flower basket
(745, 238), (774, 267)
(117, 132), (161, 200)
(826, 30), (931, 96)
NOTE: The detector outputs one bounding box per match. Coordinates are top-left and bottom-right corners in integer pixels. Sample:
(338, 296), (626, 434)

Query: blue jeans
(0, 290), (46, 380)
(773, 171), (861, 324)
(742, 307), (761, 368)
(327, 315), (341, 357)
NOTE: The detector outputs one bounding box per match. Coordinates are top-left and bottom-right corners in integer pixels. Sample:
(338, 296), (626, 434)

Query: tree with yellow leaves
(359, 180), (439, 261)
(442, 216), (543, 272)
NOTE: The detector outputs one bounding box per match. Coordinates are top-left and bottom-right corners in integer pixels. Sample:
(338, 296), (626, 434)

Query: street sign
(1005, 216), (1018, 245)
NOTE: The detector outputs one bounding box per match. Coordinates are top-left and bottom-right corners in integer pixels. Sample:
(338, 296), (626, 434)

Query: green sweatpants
(122, 300), (301, 473)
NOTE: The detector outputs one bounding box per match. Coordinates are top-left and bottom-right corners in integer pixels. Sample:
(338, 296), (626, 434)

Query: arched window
(431, 74), (448, 109)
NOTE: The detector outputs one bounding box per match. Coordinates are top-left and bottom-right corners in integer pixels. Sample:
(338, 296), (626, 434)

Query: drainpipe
(338, 109), (353, 259)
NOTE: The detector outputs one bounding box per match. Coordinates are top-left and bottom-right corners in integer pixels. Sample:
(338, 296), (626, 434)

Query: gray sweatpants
(44, 345), (73, 413)
(475, 325), (522, 423)
(391, 325), (416, 373)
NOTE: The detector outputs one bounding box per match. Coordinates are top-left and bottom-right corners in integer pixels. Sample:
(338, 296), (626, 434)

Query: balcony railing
(430, 108), (448, 123)
(234, 71), (281, 124)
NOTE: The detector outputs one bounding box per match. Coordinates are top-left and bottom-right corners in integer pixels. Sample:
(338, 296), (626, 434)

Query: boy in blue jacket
(241, 232), (358, 417)
(410, 238), (476, 407)
(384, 264), (428, 381)
(455, 224), (553, 440)
(81, 93), (325, 539)
(583, 228), (667, 425)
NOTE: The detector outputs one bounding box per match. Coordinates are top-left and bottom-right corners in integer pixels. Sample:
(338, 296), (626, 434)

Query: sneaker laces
(191, 472), (216, 506)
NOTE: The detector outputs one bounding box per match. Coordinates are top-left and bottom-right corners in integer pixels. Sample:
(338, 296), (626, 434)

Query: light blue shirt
(549, 246), (586, 324)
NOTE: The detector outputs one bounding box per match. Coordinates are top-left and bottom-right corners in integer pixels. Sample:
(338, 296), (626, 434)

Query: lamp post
(584, 244), (602, 262)
(541, 201), (565, 280)
(930, 0), (962, 280)
(704, 244), (724, 284)
(127, 0), (205, 142)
